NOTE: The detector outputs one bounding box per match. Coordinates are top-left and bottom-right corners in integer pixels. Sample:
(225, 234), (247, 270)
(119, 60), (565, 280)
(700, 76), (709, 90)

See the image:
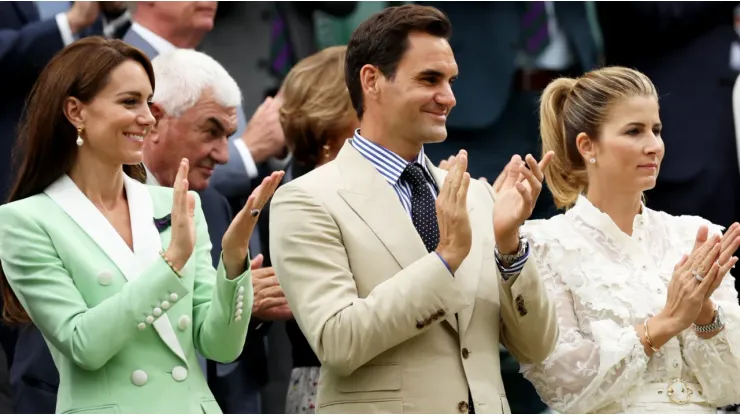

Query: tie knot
(402, 163), (428, 188)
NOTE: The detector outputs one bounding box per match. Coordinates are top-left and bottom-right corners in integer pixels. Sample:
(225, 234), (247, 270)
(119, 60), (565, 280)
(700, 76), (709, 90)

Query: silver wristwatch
(495, 236), (527, 267)
(694, 304), (725, 333)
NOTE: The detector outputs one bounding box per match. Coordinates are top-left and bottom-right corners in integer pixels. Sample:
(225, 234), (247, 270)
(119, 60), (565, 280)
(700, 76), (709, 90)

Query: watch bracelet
(693, 306), (724, 333)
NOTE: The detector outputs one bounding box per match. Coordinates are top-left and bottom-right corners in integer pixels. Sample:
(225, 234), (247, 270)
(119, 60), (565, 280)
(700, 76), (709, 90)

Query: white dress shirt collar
(131, 22), (177, 55)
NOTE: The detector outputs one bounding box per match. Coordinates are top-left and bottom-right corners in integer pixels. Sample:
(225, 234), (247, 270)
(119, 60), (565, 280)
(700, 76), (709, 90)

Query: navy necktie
(401, 163), (439, 253)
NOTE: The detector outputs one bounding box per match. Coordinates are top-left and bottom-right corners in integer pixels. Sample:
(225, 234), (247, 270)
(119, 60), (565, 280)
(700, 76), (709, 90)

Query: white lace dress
(519, 196), (740, 414)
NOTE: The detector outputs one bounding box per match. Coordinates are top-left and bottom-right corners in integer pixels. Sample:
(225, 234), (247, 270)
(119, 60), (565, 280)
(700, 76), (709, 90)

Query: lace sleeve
(682, 271), (740, 406)
(520, 242), (651, 414)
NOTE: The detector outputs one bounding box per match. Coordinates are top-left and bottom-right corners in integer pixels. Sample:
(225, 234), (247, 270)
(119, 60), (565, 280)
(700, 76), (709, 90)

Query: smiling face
(64, 59), (156, 166)
(581, 95), (665, 194)
(367, 31), (458, 148)
(147, 89), (236, 190)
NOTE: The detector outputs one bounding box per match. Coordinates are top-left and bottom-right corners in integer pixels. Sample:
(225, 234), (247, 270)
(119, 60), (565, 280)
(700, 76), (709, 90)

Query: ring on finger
(250, 208), (261, 217)
(692, 270), (704, 282)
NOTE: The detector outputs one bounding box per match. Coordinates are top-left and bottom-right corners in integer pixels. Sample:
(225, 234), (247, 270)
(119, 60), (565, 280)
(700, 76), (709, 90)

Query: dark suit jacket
(419, 1), (599, 129)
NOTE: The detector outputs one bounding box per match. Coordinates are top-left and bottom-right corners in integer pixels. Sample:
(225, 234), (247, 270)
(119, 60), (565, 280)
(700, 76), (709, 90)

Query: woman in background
(0, 37), (282, 414)
(518, 66), (740, 413)
(277, 45), (359, 414)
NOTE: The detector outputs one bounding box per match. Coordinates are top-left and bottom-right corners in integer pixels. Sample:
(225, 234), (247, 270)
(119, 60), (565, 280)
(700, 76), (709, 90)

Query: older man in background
(124, 1), (289, 205)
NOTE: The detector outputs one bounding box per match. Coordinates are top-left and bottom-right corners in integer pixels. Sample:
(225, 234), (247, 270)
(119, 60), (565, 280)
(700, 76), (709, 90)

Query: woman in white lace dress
(519, 66), (740, 413)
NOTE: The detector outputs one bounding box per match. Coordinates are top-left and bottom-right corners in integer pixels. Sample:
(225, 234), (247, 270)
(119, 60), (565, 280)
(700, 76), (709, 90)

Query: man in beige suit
(269, 4), (558, 414)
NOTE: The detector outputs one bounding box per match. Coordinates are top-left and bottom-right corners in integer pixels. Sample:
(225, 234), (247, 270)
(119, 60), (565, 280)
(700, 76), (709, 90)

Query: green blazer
(0, 174), (253, 414)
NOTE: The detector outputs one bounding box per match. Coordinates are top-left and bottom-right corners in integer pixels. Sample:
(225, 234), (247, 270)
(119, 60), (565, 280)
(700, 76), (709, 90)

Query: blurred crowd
(1, 1), (739, 414)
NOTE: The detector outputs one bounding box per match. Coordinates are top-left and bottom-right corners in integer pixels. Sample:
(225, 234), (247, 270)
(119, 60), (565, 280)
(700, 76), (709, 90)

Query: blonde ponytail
(540, 78), (582, 209)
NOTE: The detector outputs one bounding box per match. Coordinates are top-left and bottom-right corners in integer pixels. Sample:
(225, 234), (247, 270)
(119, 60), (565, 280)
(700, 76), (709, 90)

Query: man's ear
(360, 64), (381, 99)
(148, 102), (166, 143)
(150, 102), (165, 122)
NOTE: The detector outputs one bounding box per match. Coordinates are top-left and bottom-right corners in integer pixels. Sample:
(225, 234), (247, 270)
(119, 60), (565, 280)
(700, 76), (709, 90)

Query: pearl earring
(322, 144), (331, 158)
(76, 126), (84, 147)
(589, 158), (596, 164)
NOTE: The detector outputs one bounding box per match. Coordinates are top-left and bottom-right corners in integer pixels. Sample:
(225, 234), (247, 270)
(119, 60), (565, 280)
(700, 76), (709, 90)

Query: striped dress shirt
(350, 131), (528, 277)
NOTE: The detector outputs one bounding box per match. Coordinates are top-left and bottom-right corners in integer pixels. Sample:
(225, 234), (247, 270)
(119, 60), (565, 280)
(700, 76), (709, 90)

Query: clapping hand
(434, 150), (473, 273)
(249, 254), (293, 321)
(221, 171), (285, 279)
(164, 159), (198, 271)
(683, 223), (740, 329)
(492, 152), (554, 253)
(661, 231), (724, 330)
(241, 97), (286, 164)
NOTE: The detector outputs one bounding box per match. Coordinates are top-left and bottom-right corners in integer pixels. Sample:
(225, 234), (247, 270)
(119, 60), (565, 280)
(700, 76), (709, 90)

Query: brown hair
(540, 66), (658, 209)
(2, 37), (154, 324)
(279, 46), (354, 167)
(345, 4), (451, 119)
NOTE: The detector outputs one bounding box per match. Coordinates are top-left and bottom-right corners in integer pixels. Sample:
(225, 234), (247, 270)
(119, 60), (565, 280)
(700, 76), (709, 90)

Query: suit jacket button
(416, 320), (424, 329)
(97, 270), (113, 286)
(458, 400), (469, 413)
(172, 366), (188, 382)
(178, 315), (190, 331)
(516, 295), (527, 316)
(131, 370), (148, 386)
(461, 348), (470, 359)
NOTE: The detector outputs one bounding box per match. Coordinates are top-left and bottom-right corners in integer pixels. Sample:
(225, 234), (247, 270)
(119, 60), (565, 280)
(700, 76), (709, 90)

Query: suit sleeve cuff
(55, 13), (75, 46)
(435, 252), (453, 276)
(233, 139), (259, 179)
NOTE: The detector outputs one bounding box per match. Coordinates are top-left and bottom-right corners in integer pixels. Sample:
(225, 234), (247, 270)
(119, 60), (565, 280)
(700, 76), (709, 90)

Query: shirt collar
(350, 129), (431, 186)
(569, 194), (650, 239)
(131, 22), (177, 55)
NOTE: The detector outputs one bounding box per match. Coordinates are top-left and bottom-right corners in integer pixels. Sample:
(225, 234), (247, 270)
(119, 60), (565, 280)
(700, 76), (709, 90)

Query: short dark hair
(345, 4), (452, 119)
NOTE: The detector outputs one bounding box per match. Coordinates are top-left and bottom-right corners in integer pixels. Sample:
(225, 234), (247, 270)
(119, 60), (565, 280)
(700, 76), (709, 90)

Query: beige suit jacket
(269, 142), (558, 414)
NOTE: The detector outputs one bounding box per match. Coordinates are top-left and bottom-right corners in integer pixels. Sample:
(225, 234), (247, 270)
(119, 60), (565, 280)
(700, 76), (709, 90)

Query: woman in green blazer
(0, 37), (283, 414)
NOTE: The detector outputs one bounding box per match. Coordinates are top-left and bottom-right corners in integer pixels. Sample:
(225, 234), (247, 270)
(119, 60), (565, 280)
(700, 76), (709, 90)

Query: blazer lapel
(125, 176), (187, 363)
(336, 143), (428, 271)
(44, 175), (138, 280)
(426, 161), (482, 337)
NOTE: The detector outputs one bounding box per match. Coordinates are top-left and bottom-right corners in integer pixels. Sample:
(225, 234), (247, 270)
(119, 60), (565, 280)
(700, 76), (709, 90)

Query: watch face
(717, 305), (725, 324)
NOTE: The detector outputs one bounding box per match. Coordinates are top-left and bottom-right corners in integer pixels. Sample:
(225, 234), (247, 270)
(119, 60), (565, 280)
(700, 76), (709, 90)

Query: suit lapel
(44, 175), (138, 280)
(125, 177), (187, 363)
(336, 143), (429, 271)
(122, 28), (159, 59)
(44, 175), (187, 363)
(335, 143), (482, 334)
(426, 161), (482, 337)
